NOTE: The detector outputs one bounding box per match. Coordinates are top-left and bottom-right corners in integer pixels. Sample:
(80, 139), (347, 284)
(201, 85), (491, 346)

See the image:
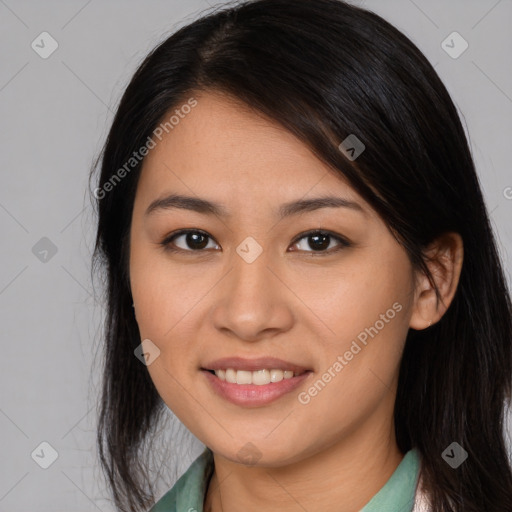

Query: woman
(91, 0), (512, 511)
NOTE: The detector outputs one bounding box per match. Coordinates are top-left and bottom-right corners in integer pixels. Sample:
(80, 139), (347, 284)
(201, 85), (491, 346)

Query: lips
(201, 356), (313, 406)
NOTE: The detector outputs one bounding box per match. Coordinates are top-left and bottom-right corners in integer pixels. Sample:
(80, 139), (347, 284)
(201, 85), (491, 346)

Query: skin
(129, 90), (463, 512)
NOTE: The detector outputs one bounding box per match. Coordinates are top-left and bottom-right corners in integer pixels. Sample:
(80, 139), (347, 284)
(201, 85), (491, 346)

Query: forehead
(136, 90), (371, 218)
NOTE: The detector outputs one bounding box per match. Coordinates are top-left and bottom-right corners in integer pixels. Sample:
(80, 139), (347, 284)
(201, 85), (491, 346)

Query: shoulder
(149, 447), (214, 512)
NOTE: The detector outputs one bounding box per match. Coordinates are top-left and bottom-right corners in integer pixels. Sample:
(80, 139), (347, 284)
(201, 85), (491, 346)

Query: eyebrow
(145, 193), (365, 219)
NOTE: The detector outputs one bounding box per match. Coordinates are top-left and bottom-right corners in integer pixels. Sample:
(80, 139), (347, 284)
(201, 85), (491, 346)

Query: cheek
(130, 243), (202, 419)
(292, 248), (414, 418)
(130, 240), (205, 340)
(293, 258), (412, 438)
(290, 247), (413, 351)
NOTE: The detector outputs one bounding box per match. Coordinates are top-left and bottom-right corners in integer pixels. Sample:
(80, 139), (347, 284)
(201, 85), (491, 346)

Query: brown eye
(290, 230), (351, 254)
(161, 229), (219, 252)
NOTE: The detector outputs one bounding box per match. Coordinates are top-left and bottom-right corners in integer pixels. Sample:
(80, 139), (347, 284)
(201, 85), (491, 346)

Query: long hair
(90, 1), (512, 510)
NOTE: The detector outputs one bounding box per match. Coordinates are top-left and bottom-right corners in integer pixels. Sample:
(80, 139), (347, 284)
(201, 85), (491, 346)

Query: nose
(210, 248), (294, 342)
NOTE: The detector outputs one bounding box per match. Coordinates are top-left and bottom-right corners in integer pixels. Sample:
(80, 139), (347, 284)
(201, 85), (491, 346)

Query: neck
(203, 410), (403, 512)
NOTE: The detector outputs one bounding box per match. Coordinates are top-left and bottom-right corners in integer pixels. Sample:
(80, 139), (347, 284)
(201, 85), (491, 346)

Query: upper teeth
(214, 368), (298, 385)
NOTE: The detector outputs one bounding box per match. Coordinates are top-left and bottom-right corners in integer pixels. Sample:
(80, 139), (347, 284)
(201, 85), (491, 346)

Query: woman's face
(129, 90), (418, 466)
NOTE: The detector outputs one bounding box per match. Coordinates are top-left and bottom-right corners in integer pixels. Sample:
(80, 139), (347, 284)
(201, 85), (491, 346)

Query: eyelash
(159, 228), (351, 256)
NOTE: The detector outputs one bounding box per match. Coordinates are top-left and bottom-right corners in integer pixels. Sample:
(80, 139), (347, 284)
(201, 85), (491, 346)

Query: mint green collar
(150, 447), (421, 512)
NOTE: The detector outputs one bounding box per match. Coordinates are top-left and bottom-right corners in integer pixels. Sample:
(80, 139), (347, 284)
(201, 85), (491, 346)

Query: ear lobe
(409, 232), (464, 330)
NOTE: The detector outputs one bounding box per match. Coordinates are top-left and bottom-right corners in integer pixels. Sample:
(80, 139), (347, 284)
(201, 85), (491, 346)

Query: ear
(409, 232), (464, 330)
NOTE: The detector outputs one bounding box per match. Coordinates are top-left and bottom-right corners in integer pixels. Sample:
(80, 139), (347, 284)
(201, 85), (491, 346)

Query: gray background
(1, 0), (511, 510)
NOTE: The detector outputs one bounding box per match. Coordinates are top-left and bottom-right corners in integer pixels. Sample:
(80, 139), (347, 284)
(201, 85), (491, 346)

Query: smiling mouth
(205, 368), (309, 385)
